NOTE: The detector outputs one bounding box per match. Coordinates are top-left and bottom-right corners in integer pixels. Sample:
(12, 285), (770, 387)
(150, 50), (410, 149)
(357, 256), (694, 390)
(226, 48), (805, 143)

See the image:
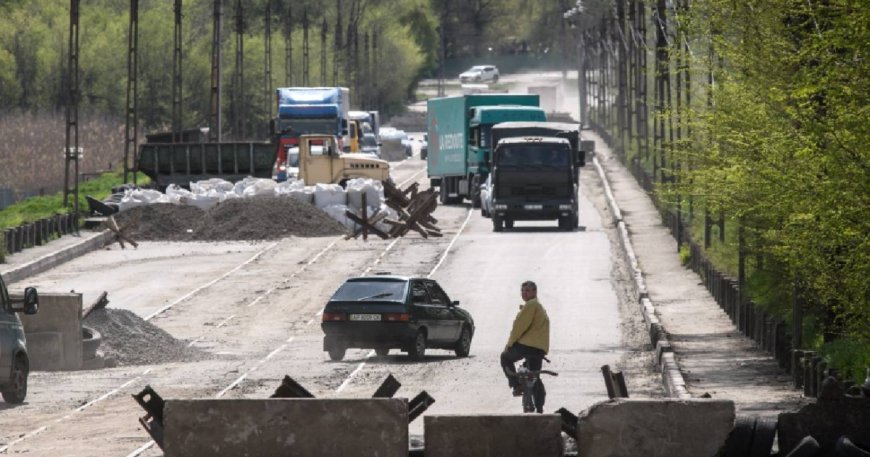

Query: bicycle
(509, 357), (558, 413)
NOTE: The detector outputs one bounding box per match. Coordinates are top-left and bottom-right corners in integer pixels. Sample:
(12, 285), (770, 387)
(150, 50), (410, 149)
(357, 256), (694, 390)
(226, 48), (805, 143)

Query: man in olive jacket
(501, 280), (550, 397)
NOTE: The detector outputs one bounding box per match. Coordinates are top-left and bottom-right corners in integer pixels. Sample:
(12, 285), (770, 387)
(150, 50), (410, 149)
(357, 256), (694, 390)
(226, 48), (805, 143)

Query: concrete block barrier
(424, 415), (563, 457)
(577, 398), (735, 457)
(18, 292), (83, 371)
(163, 398), (408, 457)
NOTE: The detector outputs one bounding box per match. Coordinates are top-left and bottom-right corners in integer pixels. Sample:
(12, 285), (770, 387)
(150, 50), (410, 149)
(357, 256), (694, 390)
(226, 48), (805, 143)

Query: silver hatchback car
(0, 273), (39, 404)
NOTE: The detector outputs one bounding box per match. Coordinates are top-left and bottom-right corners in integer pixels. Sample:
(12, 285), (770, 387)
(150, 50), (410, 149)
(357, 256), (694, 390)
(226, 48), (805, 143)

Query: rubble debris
(113, 196), (346, 241)
(83, 308), (206, 366)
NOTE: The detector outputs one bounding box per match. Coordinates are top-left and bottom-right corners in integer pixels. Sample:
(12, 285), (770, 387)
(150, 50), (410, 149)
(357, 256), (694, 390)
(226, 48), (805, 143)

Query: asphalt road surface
(0, 72), (664, 455)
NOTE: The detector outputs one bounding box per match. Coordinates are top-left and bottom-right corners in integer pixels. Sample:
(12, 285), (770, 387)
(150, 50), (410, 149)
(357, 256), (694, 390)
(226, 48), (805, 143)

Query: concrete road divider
(424, 415), (563, 457)
(576, 398), (735, 457)
(18, 292), (83, 371)
(163, 398), (408, 457)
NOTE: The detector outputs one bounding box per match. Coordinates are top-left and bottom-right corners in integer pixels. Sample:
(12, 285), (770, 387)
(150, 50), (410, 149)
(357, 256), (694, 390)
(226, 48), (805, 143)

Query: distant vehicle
(459, 65), (499, 83)
(294, 134), (389, 185)
(360, 132), (381, 158)
(379, 127), (413, 158)
(321, 275), (474, 361)
(0, 273), (39, 404)
(274, 147), (301, 182)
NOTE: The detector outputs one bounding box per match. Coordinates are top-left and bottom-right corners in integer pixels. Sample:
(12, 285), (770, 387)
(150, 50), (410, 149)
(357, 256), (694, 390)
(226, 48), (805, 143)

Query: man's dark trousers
(501, 343), (545, 389)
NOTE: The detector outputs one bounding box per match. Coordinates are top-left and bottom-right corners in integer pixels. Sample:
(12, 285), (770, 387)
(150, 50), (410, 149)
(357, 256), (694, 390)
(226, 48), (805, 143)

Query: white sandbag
(164, 184), (192, 204)
(373, 204), (398, 233)
(190, 178), (234, 195)
(288, 188), (314, 204)
(186, 191), (223, 210)
(274, 179), (305, 195)
(242, 179), (279, 198)
(346, 178), (384, 212)
(321, 204), (356, 231)
(313, 183), (346, 209)
(117, 188), (171, 212)
(232, 176), (265, 196)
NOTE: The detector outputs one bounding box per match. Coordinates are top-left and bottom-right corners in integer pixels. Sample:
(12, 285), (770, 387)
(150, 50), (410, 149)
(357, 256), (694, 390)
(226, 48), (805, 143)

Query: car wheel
(454, 326), (472, 357)
(408, 330), (427, 361)
(439, 182), (449, 205)
(375, 348), (390, 357)
(470, 175), (482, 208)
(1, 355), (28, 404)
(328, 346), (347, 362)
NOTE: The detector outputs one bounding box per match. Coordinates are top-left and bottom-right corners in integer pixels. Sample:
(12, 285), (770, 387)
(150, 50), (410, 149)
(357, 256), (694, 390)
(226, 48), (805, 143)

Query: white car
(459, 65), (499, 84)
(479, 174), (493, 218)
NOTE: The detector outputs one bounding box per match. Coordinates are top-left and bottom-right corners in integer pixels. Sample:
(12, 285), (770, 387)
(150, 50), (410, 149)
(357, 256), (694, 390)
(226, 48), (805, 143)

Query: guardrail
(2, 213), (78, 258)
(589, 121), (831, 399)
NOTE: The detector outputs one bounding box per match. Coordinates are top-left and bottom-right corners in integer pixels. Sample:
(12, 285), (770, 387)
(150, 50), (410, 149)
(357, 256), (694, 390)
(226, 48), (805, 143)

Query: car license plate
(349, 314), (382, 321)
(524, 204), (543, 210)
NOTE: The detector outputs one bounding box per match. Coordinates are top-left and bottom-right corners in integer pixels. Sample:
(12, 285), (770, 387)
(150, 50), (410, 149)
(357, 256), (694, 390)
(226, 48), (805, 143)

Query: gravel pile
(114, 196), (347, 241)
(83, 308), (207, 366)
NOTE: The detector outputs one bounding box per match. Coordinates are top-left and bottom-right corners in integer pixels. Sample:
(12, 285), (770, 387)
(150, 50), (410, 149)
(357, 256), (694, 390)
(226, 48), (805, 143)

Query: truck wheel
(493, 215), (504, 232)
(328, 346), (346, 361)
(439, 183), (449, 205)
(470, 175), (482, 208)
(1, 355), (28, 404)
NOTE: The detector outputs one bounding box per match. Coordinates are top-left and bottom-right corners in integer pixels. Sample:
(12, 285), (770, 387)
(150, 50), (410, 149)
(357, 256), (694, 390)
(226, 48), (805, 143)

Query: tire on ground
(724, 415), (755, 457)
(748, 417), (777, 457)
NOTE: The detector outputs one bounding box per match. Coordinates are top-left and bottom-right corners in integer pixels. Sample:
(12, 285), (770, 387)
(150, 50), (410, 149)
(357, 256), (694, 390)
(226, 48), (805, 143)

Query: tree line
(0, 0), (570, 137)
(576, 0), (868, 378)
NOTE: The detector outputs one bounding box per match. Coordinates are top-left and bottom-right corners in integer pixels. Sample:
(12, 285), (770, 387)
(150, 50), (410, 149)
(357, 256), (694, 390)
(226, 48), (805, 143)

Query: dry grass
(0, 111), (127, 200)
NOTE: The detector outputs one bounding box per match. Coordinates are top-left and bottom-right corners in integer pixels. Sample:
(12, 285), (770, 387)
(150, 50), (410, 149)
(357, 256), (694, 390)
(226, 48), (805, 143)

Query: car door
(424, 281), (461, 343)
(409, 280), (443, 341)
(0, 276), (12, 381)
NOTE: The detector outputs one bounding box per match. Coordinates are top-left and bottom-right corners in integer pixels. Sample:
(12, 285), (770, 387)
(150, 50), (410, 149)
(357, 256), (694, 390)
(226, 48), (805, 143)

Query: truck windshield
(496, 144), (571, 168)
(278, 118), (337, 136)
(330, 280), (408, 303)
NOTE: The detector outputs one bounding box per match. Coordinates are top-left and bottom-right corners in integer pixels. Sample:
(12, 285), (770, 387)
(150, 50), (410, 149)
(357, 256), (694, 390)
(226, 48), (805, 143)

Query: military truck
(426, 94), (547, 207)
(489, 136), (579, 232)
(293, 134), (389, 185)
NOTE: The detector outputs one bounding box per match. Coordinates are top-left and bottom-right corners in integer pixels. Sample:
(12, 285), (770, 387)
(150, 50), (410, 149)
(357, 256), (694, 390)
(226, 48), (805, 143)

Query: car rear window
(330, 280), (408, 303)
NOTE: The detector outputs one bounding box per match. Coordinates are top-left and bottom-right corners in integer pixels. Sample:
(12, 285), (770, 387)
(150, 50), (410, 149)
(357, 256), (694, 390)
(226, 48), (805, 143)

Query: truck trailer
(426, 94), (546, 207)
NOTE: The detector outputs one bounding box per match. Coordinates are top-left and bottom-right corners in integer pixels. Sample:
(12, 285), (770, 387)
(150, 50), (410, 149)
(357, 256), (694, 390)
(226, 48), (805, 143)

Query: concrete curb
(2, 230), (115, 285)
(591, 155), (691, 400)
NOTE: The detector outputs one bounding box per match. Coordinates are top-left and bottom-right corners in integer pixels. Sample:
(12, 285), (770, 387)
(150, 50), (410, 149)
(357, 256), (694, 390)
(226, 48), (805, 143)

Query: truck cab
(297, 134), (390, 185)
(0, 273), (39, 404)
(489, 136), (578, 232)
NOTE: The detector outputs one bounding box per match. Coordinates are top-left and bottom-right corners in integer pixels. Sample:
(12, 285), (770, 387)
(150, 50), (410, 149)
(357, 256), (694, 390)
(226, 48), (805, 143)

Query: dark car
(321, 275), (474, 361)
(0, 273), (39, 404)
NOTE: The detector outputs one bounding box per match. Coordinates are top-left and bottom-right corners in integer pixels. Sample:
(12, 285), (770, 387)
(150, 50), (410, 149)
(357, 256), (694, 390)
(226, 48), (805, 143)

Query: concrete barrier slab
(18, 293), (82, 371)
(163, 398), (408, 457)
(577, 398), (734, 457)
(22, 332), (63, 371)
(424, 414), (563, 457)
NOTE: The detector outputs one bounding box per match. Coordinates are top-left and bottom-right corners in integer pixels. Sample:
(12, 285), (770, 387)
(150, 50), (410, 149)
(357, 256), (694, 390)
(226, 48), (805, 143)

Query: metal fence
(1, 213), (78, 258)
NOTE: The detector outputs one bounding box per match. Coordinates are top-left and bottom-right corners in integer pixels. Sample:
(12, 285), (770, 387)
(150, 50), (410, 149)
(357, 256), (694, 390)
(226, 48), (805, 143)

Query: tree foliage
(678, 1), (870, 343)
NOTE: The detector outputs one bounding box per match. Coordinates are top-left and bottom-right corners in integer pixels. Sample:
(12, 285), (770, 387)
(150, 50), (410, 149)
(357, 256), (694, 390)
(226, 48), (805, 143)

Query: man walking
(501, 281), (550, 397)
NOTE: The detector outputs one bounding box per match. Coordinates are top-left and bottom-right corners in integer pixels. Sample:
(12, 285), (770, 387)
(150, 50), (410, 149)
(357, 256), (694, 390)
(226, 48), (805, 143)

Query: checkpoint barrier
(16, 292), (83, 371)
(424, 414), (563, 457)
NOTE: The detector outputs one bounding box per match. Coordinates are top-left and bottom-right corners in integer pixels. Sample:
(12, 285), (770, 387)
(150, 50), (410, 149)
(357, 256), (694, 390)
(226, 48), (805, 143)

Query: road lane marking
(0, 370), (152, 454)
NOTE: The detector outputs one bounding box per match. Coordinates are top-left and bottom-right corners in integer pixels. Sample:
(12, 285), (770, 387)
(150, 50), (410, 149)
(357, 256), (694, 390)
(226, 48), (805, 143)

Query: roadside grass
(0, 170), (150, 230)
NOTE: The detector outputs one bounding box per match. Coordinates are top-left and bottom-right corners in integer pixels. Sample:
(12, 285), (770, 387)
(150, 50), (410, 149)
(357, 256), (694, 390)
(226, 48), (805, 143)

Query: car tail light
(322, 312), (346, 322)
(383, 313), (410, 322)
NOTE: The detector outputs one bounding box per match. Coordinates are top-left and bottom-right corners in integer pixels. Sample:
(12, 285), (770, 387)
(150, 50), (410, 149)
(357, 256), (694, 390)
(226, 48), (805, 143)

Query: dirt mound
(83, 308), (207, 366)
(114, 196), (347, 241)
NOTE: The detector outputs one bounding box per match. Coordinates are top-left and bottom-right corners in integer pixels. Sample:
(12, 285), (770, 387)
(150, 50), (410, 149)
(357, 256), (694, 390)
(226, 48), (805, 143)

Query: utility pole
(172, 0), (183, 143)
(334, 0), (342, 86)
(321, 18), (328, 86)
(233, 0), (245, 139)
(264, 0), (272, 124)
(65, 0), (81, 214)
(122, 0), (138, 185)
(209, 0), (222, 142)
